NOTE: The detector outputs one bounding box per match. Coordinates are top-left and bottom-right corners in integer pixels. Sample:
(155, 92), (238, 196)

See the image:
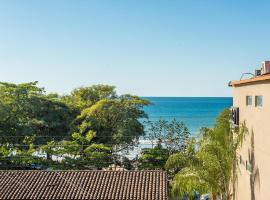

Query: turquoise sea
(143, 97), (233, 135)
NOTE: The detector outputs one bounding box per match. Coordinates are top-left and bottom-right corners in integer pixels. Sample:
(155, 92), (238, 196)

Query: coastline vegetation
(138, 119), (190, 170)
(0, 81), (245, 199)
(0, 82), (150, 169)
(165, 109), (247, 200)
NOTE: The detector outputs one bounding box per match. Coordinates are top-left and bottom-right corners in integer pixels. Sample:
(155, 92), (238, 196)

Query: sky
(1, 0), (270, 97)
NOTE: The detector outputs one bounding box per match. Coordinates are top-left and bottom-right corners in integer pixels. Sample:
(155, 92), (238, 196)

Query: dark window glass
(246, 96), (252, 106)
(255, 96), (263, 107)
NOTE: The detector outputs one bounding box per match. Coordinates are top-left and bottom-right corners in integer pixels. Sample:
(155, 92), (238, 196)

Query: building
(229, 61), (270, 200)
(0, 170), (168, 200)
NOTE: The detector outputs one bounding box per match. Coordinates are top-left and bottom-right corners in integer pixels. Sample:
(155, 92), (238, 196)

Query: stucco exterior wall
(232, 80), (270, 200)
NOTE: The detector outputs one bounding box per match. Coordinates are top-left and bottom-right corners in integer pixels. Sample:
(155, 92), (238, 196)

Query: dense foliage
(138, 144), (169, 170)
(1, 82), (244, 200)
(0, 82), (149, 170)
(166, 109), (247, 200)
(138, 119), (191, 170)
(0, 82), (75, 146)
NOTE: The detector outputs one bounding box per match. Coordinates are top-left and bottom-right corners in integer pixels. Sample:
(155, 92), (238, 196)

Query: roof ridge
(0, 170), (166, 172)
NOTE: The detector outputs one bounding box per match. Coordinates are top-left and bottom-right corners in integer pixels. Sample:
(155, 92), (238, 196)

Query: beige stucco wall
(232, 80), (270, 200)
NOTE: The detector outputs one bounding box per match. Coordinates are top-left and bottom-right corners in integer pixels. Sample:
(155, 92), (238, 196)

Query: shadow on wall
(249, 130), (260, 200)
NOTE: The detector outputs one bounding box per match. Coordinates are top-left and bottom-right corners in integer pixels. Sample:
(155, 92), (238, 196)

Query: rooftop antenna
(240, 73), (254, 80)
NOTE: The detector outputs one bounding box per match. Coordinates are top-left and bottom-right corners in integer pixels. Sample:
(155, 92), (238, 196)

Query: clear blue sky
(1, 0), (270, 97)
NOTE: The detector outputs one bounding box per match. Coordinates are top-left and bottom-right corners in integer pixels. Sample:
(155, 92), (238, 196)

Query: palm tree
(166, 109), (247, 200)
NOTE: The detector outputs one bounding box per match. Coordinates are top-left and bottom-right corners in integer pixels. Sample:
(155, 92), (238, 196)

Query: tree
(0, 82), (74, 146)
(84, 143), (113, 169)
(74, 95), (150, 151)
(61, 85), (117, 110)
(0, 82), (44, 145)
(0, 82), (150, 170)
(56, 91), (149, 169)
(40, 132), (113, 170)
(146, 119), (190, 154)
(166, 109), (247, 200)
(165, 139), (197, 179)
(138, 119), (190, 170)
(138, 144), (169, 170)
(121, 157), (134, 170)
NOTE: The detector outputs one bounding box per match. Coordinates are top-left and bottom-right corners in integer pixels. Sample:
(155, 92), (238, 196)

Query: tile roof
(0, 170), (168, 200)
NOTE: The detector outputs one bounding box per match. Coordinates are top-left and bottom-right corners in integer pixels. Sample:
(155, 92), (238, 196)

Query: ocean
(143, 97), (233, 135)
(125, 97), (232, 158)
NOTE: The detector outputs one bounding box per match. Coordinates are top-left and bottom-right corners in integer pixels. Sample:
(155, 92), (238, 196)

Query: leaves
(83, 144), (113, 169)
(62, 85), (117, 110)
(138, 145), (169, 170)
(74, 97), (150, 149)
(138, 119), (191, 171)
(167, 109), (248, 199)
(145, 119), (190, 154)
(0, 82), (149, 170)
(0, 82), (75, 145)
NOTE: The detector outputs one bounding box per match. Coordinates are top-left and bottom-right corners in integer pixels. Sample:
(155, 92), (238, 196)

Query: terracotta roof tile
(0, 170), (168, 200)
(229, 73), (270, 86)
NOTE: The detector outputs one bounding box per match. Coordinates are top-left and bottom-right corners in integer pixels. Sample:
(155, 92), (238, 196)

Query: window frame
(246, 95), (252, 106)
(255, 95), (263, 107)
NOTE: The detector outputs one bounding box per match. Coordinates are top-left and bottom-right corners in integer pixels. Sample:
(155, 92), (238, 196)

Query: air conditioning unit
(231, 107), (239, 126)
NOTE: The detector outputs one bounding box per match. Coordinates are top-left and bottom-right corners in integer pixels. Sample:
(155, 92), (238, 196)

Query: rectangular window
(255, 96), (263, 107)
(246, 96), (252, 106)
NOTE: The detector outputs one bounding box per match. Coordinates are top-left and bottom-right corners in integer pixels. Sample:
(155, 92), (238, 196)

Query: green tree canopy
(138, 119), (191, 170)
(0, 82), (74, 146)
(74, 95), (150, 150)
(138, 144), (169, 170)
(146, 119), (190, 154)
(0, 82), (150, 170)
(62, 85), (117, 110)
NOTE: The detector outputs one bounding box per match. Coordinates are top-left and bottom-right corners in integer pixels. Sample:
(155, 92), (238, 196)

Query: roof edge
(229, 73), (270, 87)
(0, 170), (166, 172)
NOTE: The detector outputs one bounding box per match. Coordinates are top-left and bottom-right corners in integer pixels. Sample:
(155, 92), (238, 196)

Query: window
(246, 96), (252, 106)
(255, 96), (263, 107)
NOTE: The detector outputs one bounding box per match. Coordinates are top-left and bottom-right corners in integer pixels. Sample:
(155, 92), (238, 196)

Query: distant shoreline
(142, 97), (233, 134)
